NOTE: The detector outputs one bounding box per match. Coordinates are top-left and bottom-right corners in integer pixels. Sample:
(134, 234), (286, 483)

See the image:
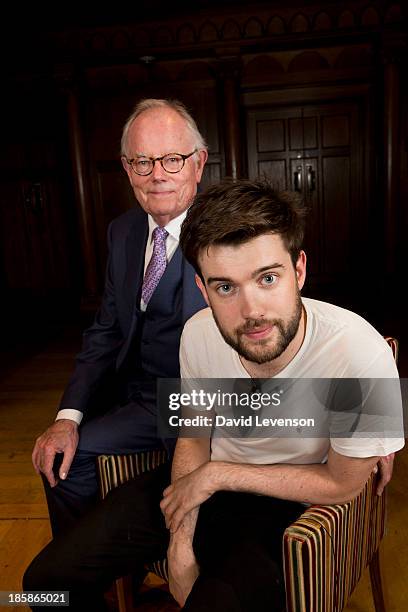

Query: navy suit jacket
(60, 206), (206, 416)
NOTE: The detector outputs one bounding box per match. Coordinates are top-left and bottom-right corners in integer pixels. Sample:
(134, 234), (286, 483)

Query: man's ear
(195, 274), (210, 306)
(296, 251), (307, 290)
(121, 157), (133, 181)
(195, 150), (208, 182)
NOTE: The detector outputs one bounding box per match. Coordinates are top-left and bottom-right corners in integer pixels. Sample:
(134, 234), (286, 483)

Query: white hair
(120, 98), (207, 157)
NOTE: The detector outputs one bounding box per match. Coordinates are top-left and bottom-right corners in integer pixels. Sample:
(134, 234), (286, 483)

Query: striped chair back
(283, 335), (398, 612)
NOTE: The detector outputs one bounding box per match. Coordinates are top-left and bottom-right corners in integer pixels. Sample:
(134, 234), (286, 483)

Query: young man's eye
(216, 284), (233, 295)
(261, 274), (277, 286)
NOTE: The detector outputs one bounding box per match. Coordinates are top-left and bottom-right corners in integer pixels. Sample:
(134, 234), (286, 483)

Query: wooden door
(246, 101), (368, 306)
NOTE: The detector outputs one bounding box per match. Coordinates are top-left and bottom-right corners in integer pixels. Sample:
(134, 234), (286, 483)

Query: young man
(161, 179), (404, 609)
(24, 180), (403, 611)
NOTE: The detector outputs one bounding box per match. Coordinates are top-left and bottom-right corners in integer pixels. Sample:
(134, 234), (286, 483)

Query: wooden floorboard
(0, 519), (51, 612)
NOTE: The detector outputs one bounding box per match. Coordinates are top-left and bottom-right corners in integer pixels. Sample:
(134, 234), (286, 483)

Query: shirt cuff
(56, 409), (83, 425)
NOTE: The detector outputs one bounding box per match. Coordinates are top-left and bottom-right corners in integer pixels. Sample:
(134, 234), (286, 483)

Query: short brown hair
(180, 179), (308, 276)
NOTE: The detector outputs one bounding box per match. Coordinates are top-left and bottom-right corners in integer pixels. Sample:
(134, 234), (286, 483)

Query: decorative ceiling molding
(47, 1), (405, 61)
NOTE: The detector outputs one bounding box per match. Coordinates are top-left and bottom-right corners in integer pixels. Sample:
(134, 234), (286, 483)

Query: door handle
(293, 166), (302, 192)
(306, 165), (315, 193)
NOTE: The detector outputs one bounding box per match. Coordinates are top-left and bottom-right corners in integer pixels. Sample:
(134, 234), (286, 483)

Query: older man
(31, 98), (208, 536)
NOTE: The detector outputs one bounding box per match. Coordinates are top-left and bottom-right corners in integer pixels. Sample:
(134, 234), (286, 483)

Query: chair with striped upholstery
(98, 336), (398, 612)
(283, 470), (386, 612)
(283, 336), (398, 612)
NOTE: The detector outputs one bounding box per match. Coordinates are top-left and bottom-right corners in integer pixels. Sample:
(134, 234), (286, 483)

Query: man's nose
(150, 160), (167, 180)
(240, 287), (265, 320)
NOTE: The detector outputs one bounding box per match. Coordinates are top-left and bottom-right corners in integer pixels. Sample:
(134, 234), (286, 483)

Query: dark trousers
(44, 400), (165, 537)
(24, 463), (303, 612)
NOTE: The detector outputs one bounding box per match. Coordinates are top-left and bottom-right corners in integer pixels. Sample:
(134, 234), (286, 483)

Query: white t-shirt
(179, 298), (405, 464)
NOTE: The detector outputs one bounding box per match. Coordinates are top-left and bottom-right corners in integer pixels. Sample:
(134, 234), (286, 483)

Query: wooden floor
(0, 327), (407, 611)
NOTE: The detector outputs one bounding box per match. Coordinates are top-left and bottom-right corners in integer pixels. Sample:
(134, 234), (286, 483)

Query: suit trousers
(44, 399), (165, 537)
(24, 462), (303, 612)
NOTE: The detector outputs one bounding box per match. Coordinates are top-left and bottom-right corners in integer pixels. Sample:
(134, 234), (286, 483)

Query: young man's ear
(195, 274), (210, 306)
(296, 251), (307, 290)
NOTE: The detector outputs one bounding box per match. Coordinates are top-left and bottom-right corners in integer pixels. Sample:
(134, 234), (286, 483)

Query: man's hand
(374, 453), (395, 496)
(32, 419), (79, 487)
(167, 539), (199, 607)
(161, 462), (215, 533)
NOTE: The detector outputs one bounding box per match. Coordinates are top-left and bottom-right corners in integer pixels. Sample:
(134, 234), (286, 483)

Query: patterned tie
(141, 227), (168, 306)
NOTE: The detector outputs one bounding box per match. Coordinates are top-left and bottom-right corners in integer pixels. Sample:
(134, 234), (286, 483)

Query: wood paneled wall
(2, 0), (407, 328)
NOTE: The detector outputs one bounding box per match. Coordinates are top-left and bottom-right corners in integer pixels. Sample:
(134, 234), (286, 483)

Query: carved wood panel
(246, 99), (366, 304)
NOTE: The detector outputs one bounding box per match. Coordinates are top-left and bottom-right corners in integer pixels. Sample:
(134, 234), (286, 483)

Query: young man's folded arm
(161, 438), (210, 548)
(168, 437), (211, 544)
(163, 437), (211, 606)
(209, 447), (379, 505)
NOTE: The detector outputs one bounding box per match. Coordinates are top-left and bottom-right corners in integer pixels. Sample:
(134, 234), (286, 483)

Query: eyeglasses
(124, 149), (197, 176)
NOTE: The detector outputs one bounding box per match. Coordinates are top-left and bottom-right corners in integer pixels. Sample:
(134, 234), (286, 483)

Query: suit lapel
(144, 241), (206, 323)
(116, 213), (148, 370)
(124, 213), (148, 315)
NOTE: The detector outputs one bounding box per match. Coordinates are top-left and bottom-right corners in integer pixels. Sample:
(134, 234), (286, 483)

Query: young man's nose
(240, 287), (266, 320)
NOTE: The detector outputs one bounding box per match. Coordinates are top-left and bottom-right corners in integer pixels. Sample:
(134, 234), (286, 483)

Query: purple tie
(141, 227), (168, 305)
